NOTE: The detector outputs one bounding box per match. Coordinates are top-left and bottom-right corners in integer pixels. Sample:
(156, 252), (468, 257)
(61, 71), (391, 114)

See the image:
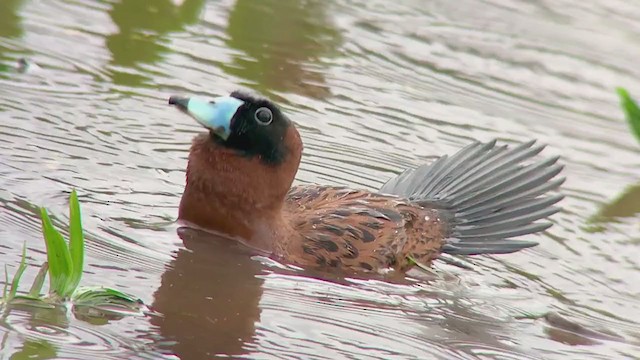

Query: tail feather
(379, 139), (564, 256)
(454, 157), (563, 210)
(461, 194), (563, 225)
(440, 140), (543, 197)
(441, 239), (540, 255)
(417, 141), (498, 197)
(457, 178), (565, 219)
(431, 142), (507, 197)
(455, 221), (553, 241)
(455, 207), (560, 236)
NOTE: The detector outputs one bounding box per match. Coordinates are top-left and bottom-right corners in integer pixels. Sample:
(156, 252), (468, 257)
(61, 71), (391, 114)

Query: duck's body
(171, 90), (564, 273)
(285, 184), (445, 272)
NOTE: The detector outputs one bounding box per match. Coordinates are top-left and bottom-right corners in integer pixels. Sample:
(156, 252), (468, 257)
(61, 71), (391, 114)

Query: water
(0, 0), (639, 359)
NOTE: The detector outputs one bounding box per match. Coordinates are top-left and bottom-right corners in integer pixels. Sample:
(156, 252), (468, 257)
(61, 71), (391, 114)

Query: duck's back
(281, 140), (565, 273)
(283, 185), (447, 272)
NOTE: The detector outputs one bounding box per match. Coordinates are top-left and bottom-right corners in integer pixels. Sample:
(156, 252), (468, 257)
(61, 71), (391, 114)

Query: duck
(168, 90), (564, 273)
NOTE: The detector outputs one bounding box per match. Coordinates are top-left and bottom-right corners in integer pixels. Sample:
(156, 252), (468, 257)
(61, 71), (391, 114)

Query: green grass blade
(28, 262), (49, 298)
(406, 254), (434, 273)
(40, 207), (73, 298)
(9, 242), (29, 299)
(616, 87), (640, 144)
(67, 189), (84, 294)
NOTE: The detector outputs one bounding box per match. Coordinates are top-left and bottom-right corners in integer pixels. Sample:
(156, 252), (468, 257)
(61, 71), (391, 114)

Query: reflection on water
(106, 0), (205, 86)
(0, 0), (24, 40)
(223, 0), (341, 99)
(10, 339), (57, 360)
(0, 0), (25, 74)
(151, 227), (265, 358)
(151, 227), (549, 359)
(590, 183), (640, 224)
(0, 305), (164, 359)
(0, 0), (639, 358)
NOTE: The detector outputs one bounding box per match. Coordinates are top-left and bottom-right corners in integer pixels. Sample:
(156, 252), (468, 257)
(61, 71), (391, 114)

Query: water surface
(0, 0), (639, 359)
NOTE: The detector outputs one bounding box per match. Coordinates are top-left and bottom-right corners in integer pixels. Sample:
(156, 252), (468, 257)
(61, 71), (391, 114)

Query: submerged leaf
(72, 286), (146, 316)
(73, 286), (142, 304)
(40, 207), (73, 297)
(68, 189), (84, 294)
(9, 296), (57, 309)
(616, 87), (640, 144)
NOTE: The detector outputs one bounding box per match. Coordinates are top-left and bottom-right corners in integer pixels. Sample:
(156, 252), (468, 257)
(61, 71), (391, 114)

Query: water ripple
(0, 308), (167, 359)
(0, 0), (639, 359)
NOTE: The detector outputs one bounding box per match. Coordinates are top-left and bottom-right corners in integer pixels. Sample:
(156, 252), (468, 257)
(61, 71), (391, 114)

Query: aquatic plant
(616, 87), (640, 144)
(1, 190), (147, 318)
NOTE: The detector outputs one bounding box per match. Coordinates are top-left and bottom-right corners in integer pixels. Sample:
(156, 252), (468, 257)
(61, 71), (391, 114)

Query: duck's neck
(178, 132), (301, 252)
(178, 183), (286, 252)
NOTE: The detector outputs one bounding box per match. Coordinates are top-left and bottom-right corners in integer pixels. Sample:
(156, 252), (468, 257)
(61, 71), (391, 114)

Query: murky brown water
(1, 0), (639, 359)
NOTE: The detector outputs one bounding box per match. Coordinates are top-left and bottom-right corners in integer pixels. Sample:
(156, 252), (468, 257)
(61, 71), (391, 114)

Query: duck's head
(169, 90), (303, 244)
(169, 90), (298, 164)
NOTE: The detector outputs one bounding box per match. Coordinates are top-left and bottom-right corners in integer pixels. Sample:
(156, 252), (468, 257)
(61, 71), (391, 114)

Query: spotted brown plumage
(284, 185), (447, 272)
(169, 90), (565, 274)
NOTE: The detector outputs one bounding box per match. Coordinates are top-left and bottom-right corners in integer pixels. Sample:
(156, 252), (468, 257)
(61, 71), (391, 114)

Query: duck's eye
(254, 107), (273, 125)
